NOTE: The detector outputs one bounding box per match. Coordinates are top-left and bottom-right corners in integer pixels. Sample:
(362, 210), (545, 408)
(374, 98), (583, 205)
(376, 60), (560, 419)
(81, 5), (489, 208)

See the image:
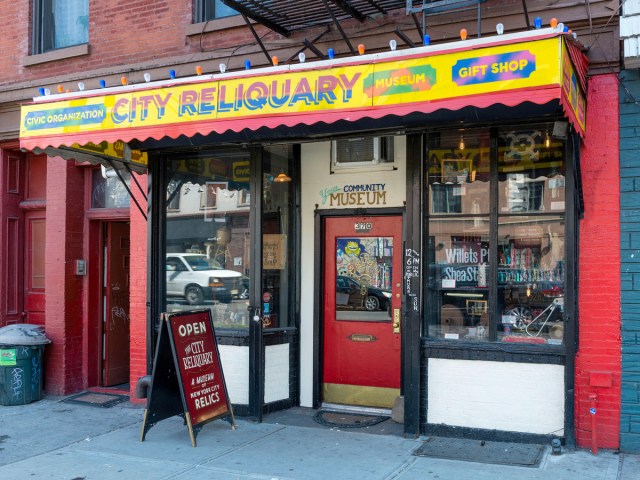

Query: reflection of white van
(166, 253), (243, 304)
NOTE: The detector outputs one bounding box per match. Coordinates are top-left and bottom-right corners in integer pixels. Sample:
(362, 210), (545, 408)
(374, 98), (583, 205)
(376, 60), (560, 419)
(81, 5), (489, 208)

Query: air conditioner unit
(332, 136), (394, 170)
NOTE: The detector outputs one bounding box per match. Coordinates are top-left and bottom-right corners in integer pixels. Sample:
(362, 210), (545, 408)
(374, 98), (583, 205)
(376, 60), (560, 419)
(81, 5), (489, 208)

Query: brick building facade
(0, 0), (634, 452)
(620, 68), (640, 452)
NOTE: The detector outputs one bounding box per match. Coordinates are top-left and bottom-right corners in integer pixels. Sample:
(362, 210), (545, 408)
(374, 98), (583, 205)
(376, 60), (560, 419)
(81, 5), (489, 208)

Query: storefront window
(261, 145), (296, 328)
(427, 129), (490, 215)
(498, 217), (565, 344)
(426, 124), (566, 345)
(427, 218), (490, 341)
(164, 149), (251, 329)
(91, 168), (131, 208)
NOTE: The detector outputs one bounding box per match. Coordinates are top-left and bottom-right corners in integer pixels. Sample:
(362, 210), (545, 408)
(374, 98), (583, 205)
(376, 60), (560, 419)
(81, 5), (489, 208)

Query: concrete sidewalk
(0, 396), (638, 480)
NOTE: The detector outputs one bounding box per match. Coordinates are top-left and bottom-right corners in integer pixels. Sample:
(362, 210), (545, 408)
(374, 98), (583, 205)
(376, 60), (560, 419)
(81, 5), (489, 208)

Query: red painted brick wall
(44, 158), (85, 395)
(575, 73), (621, 449)
(128, 173), (148, 404)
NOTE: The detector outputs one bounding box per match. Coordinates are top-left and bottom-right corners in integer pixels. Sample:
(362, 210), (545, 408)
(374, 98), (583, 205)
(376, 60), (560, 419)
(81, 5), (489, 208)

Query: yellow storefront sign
(20, 34), (585, 144)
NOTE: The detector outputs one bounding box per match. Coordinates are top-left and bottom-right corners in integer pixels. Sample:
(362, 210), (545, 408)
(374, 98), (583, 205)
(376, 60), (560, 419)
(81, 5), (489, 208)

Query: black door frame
(313, 206), (420, 435)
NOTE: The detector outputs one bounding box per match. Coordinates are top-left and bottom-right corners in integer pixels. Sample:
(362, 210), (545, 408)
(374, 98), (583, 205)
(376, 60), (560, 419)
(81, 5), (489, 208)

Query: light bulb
(550, 18), (558, 28)
(328, 48), (335, 59)
(572, 32), (577, 40)
(195, 65), (203, 75)
(545, 131), (551, 148)
(460, 28), (468, 40)
(357, 43), (365, 55)
(219, 63), (227, 73)
(389, 39), (397, 51)
(526, 285), (531, 297)
(557, 22), (565, 32)
(77, 82), (85, 91)
(423, 34), (430, 45)
(459, 135), (465, 150)
(169, 69), (176, 79)
(534, 17), (542, 29)
(44, 88), (50, 96)
(99, 79), (106, 88)
(121, 76), (128, 86)
(38, 87), (45, 96)
(57, 85), (64, 93)
(496, 23), (504, 35)
(244, 59), (251, 70)
(143, 73), (151, 82)
(298, 52), (305, 63)
(272, 55), (279, 66)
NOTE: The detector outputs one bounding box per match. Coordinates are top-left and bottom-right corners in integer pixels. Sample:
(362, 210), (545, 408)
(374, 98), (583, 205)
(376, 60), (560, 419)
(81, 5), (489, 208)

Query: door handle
(393, 308), (400, 334)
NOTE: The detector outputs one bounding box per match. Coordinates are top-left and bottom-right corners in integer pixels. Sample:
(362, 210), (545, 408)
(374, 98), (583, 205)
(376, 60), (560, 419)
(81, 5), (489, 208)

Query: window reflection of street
(167, 297), (251, 329)
(335, 236), (393, 322)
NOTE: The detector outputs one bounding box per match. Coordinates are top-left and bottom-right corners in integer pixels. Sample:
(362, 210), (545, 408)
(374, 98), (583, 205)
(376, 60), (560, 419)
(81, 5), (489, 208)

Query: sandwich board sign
(140, 309), (235, 446)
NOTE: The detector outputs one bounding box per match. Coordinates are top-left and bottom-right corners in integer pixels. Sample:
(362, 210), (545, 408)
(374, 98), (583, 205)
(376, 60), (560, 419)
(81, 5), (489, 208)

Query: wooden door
(22, 155), (47, 326)
(1, 152), (25, 326)
(24, 214), (46, 325)
(322, 215), (403, 408)
(103, 222), (130, 386)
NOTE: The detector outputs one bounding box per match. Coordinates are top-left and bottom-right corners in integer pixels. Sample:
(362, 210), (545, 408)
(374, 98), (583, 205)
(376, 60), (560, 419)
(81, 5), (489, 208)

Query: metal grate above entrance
(221, 0), (407, 37)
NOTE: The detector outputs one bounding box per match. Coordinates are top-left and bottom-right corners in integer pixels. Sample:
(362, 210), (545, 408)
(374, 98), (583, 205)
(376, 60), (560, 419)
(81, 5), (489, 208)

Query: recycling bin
(0, 324), (50, 406)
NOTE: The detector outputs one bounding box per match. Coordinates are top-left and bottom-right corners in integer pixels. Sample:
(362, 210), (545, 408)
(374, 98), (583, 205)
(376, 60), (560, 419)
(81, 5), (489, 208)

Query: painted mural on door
(323, 215), (402, 409)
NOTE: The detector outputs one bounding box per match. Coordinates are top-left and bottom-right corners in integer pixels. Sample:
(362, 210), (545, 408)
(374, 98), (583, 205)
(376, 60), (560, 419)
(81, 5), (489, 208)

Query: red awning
(20, 86), (562, 152)
(20, 30), (586, 153)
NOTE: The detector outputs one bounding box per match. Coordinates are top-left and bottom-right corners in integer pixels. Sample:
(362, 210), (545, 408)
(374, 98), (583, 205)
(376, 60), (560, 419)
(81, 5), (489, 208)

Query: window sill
(422, 337), (566, 364)
(185, 16), (248, 36)
(331, 164), (396, 175)
(23, 44), (90, 67)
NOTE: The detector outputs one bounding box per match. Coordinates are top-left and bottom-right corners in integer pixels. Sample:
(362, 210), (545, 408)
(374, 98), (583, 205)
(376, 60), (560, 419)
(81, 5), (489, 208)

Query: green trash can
(0, 324), (50, 406)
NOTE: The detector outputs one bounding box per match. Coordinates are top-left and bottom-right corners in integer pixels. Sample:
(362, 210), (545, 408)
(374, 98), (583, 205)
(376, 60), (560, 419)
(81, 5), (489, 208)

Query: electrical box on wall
(75, 259), (87, 276)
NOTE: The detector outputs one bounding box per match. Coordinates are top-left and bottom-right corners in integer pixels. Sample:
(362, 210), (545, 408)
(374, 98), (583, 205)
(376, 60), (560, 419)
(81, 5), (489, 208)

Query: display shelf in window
(498, 239), (564, 285)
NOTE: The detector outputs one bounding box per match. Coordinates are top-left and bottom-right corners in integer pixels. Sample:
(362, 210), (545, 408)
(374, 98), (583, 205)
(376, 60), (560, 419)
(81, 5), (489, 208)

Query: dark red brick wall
(44, 158), (85, 395)
(575, 73), (621, 449)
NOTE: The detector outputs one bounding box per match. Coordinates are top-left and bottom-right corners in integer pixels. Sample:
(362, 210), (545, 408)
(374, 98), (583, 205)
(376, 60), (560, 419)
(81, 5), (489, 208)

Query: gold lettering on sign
(329, 191), (387, 207)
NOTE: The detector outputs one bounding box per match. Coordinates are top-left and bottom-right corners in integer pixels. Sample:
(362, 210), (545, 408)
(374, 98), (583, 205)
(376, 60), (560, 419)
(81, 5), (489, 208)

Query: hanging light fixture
(459, 134), (465, 150)
(545, 130), (551, 148)
(274, 172), (292, 183)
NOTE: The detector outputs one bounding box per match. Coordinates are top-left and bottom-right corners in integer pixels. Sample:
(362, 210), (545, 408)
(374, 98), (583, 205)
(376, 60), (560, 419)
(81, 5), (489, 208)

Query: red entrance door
(323, 215), (402, 409)
(103, 222), (130, 386)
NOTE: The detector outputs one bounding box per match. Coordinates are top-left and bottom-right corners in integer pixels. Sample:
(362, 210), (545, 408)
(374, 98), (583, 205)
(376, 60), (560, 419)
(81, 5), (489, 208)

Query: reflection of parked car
(166, 253), (244, 305)
(336, 275), (392, 311)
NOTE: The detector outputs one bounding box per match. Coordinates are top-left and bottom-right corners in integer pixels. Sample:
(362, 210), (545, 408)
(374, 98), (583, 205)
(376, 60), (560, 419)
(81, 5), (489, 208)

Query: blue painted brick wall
(620, 69), (640, 453)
